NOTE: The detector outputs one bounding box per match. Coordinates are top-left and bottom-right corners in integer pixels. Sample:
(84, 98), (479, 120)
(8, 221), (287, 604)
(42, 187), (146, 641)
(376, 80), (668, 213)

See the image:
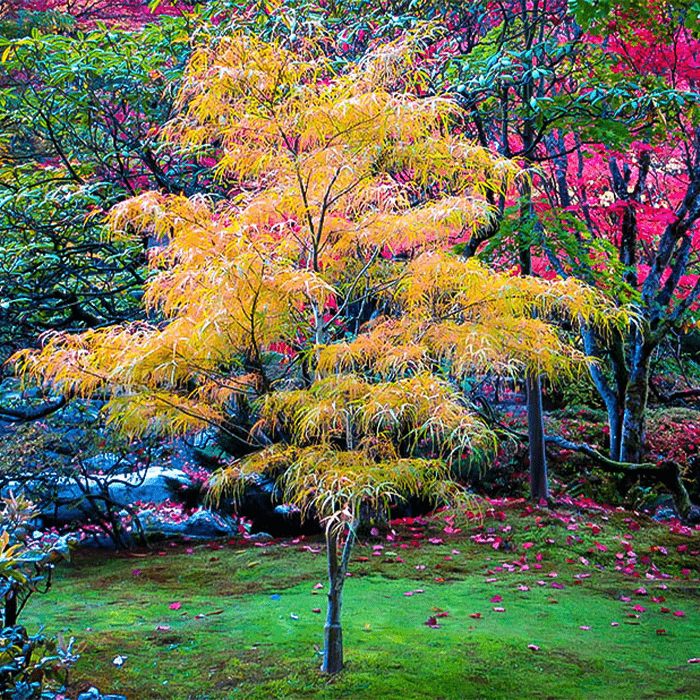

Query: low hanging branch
(649, 383), (700, 406)
(479, 408), (693, 518)
(547, 433), (692, 518)
(0, 396), (66, 423)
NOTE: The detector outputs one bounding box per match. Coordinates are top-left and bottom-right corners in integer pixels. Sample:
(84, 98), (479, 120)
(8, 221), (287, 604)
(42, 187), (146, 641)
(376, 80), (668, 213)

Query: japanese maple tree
(14, 32), (625, 673)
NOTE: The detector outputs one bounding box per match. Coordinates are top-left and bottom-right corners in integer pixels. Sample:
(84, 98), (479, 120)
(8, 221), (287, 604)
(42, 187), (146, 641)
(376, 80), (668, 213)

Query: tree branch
(0, 396), (67, 422)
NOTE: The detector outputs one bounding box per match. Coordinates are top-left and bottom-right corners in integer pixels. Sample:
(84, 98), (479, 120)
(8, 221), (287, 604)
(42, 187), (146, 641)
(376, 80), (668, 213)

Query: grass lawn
(25, 500), (700, 699)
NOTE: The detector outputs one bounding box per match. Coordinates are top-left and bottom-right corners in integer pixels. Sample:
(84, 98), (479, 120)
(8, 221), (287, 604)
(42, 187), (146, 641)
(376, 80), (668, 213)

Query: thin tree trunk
(527, 371), (548, 502)
(4, 583), (18, 627)
(322, 530), (344, 675)
(519, 190), (548, 501)
(321, 522), (356, 675)
(579, 325), (626, 461)
(518, 24), (549, 501)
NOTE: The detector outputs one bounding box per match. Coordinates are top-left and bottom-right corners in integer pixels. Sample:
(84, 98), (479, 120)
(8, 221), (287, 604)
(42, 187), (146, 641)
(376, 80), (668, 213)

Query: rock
(133, 507), (238, 540)
(182, 510), (237, 538)
(9, 465), (193, 524)
(650, 494), (681, 521)
(246, 531), (273, 541)
(77, 687), (101, 700)
(212, 473), (320, 537)
(687, 504), (700, 524)
(80, 453), (131, 472)
(102, 695), (128, 700)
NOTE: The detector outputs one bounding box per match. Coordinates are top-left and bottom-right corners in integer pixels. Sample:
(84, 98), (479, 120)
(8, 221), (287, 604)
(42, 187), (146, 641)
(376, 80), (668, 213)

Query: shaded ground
(25, 498), (700, 699)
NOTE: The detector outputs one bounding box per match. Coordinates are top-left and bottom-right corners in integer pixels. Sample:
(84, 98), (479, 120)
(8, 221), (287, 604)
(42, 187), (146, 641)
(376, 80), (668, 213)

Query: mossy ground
(25, 501), (700, 699)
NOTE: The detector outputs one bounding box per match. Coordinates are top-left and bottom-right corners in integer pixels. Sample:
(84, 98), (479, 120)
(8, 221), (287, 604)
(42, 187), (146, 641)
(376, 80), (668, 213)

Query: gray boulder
(134, 507), (238, 540)
(77, 688), (101, 700)
(13, 465), (193, 524)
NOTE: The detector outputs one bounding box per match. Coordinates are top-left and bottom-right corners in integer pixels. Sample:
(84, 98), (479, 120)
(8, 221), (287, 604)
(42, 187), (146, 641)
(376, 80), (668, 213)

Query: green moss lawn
(25, 501), (700, 699)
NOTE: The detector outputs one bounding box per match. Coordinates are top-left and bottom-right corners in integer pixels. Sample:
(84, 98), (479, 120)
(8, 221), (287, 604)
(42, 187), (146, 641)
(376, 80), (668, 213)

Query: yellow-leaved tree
(13, 31), (627, 674)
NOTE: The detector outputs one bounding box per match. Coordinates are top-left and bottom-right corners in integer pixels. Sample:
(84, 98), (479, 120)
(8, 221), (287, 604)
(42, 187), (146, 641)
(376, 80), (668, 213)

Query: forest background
(2, 0), (700, 508)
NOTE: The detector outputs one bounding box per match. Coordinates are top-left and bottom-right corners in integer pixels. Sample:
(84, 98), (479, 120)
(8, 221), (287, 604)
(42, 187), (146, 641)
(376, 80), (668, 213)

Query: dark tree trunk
(321, 523), (356, 675)
(518, 23), (549, 502)
(527, 371), (548, 502)
(4, 584), (18, 627)
(322, 591), (344, 675)
(519, 183), (548, 502)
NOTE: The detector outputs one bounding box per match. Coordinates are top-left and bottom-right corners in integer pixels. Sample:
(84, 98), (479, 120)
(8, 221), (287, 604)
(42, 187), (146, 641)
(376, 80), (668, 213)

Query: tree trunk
(322, 582), (344, 675)
(4, 583), (18, 627)
(619, 375), (648, 464)
(607, 404), (623, 463)
(619, 339), (651, 464)
(321, 523), (356, 675)
(580, 325), (627, 462)
(518, 50), (549, 501)
(527, 371), (548, 502)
